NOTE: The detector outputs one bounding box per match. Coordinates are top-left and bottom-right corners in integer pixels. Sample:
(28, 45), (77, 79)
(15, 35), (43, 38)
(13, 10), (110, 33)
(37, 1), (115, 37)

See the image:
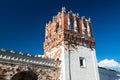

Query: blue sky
(0, 0), (120, 64)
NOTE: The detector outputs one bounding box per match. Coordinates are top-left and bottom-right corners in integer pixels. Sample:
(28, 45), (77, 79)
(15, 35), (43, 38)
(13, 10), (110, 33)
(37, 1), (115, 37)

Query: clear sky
(0, 0), (120, 63)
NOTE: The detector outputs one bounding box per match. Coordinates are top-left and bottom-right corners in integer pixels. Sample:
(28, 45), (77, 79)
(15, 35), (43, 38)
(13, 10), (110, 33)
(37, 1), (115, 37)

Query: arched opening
(10, 71), (38, 80)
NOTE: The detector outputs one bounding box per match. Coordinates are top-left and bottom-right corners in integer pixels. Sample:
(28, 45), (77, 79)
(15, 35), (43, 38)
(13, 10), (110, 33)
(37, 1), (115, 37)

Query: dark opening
(79, 57), (86, 67)
(57, 58), (59, 61)
(80, 59), (83, 66)
(11, 71), (38, 80)
(70, 22), (74, 30)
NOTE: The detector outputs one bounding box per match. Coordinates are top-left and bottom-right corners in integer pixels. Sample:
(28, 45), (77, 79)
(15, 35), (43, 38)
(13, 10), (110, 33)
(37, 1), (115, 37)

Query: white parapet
(27, 53), (31, 56)
(26, 59), (30, 62)
(10, 50), (15, 53)
(3, 56), (7, 59)
(19, 58), (23, 61)
(6, 56), (10, 60)
(22, 59), (25, 61)
(1, 48), (6, 52)
(11, 57), (15, 60)
(15, 58), (18, 61)
(19, 52), (23, 55)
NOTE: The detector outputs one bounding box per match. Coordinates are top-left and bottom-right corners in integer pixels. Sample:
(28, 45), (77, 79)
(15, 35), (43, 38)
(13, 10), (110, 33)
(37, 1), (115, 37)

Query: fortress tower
(44, 7), (100, 80)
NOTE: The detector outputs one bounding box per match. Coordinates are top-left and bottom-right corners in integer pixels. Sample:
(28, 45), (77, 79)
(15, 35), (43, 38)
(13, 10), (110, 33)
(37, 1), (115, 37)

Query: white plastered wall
(61, 44), (100, 80)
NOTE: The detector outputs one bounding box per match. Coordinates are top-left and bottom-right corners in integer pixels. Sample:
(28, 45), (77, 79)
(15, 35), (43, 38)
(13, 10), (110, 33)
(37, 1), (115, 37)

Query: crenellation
(0, 59), (60, 80)
(44, 8), (97, 58)
(19, 52), (23, 55)
(73, 15), (78, 32)
(0, 50), (60, 68)
(10, 50), (15, 54)
(76, 13), (79, 17)
(1, 48), (6, 52)
(62, 7), (66, 13)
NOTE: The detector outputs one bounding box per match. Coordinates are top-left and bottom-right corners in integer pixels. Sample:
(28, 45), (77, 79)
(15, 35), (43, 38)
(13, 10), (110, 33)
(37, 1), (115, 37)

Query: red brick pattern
(0, 62), (60, 80)
(44, 7), (95, 59)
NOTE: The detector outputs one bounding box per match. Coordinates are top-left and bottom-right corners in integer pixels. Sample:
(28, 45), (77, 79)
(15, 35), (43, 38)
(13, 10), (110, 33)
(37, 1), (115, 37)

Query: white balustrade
(10, 50), (15, 53)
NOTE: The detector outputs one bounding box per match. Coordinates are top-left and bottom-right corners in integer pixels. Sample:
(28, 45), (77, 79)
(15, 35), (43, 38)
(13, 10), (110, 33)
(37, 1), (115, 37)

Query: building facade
(44, 7), (99, 80)
(0, 7), (119, 80)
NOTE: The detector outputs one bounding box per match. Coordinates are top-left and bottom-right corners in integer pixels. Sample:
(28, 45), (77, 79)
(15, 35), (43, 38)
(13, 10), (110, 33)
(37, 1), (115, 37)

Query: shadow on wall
(10, 71), (38, 80)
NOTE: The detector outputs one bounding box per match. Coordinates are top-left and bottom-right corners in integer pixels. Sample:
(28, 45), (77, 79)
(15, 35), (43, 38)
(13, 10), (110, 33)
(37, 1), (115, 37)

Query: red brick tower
(44, 7), (95, 60)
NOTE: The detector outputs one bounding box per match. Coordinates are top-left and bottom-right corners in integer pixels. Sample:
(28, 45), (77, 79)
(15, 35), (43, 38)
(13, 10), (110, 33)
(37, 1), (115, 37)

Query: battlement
(45, 7), (93, 37)
(0, 48), (61, 68)
(44, 7), (95, 59)
(0, 49), (61, 80)
(44, 7), (95, 49)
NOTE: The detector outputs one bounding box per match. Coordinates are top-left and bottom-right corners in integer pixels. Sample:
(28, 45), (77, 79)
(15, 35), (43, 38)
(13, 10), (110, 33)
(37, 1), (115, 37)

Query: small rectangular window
(79, 57), (86, 67)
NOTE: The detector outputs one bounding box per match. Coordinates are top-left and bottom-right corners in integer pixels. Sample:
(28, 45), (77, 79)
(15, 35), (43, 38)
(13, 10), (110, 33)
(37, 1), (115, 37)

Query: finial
(1, 48), (6, 52)
(53, 16), (55, 19)
(77, 13), (79, 16)
(81, 16), (85, 19)
(49, 21), (51, 24)
(70, 10), (72, 13)
(19, 52), (23, 55)
(52, 16), (55, 21)
(88, 18), (91, 21)
(73, 13), (75, 17)
(10, 50), (15, 53)
(46, 23), (48, 27)
(55, 16), (56, 19)
(68, 11), (70, 14)
(58, 12), (61, 15)
(27, 53), (31, 56)
(62, 6), (66, 12)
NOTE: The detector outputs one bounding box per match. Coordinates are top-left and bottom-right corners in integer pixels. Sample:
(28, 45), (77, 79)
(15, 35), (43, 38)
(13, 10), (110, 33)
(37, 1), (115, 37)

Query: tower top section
(44, 7), (95, 59)
(62, 7), (66, 13)
(45, 7), (94, 38)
